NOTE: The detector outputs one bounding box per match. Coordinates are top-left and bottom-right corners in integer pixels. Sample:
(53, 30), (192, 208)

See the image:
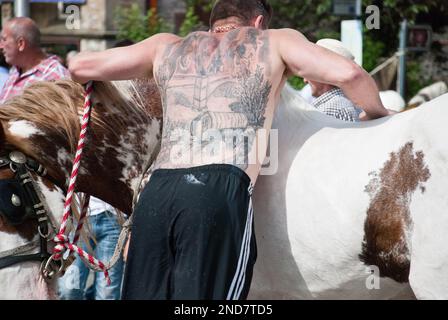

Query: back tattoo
(154, 27), (272, 170)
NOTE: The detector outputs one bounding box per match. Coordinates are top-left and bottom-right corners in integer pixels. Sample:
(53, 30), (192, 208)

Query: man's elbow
(336, 61), (364, 88)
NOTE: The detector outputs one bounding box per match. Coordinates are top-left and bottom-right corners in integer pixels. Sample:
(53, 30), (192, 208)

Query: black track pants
(122, 164), (257, 300)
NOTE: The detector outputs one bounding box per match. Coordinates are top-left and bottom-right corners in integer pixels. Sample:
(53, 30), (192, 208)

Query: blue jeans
(58, 212), (124, 300)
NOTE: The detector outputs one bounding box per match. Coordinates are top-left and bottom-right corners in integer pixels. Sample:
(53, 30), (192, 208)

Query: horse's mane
(0, 81), (84, 152)
(0, 79), (156, 153)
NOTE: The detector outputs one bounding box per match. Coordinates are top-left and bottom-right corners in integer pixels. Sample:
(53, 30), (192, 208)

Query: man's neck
(212, 18), (244, 33)
(212, 24), (240, 33)
(18, 50), (46, 75)
(314, 84), (336, 98)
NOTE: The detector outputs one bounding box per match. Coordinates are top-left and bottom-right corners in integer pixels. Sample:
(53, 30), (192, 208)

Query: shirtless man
(69, 0), (391, 300)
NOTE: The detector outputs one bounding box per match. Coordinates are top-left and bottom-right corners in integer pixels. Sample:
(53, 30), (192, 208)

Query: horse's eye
(11, 194), (21, 207)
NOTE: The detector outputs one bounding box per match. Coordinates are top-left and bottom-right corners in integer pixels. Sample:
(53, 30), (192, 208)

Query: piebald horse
(251, 85), (448, 299)
(0, 80), (447, 299)
(0, 79), (162, 299)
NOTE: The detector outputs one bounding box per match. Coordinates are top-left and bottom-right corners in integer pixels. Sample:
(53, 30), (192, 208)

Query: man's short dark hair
(210, 0), (273, 29)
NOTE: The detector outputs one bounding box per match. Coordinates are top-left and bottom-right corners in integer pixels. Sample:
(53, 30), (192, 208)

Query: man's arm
(69, 33), (180, 84)
(275, 29), (390, 119)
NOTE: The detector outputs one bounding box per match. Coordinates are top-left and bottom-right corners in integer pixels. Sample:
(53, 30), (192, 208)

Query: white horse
(250, 85), (448, 299)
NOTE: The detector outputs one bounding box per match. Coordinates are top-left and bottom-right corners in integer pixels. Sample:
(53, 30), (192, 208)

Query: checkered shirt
(313, 88), (362, 122)
(0, 55), (70, 104)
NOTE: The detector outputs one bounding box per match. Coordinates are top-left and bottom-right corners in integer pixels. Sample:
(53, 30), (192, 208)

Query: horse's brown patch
(360, 142), (431, 283)
(135, 78), (163, 120)
(0, 216), (38, 241)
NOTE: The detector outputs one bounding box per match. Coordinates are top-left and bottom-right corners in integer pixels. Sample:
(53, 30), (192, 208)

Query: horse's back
(251, 90), (448, 299)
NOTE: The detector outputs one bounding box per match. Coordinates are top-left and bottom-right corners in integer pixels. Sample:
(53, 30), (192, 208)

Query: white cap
(316, 38), (355, 60)
(379, 90), (406, 112)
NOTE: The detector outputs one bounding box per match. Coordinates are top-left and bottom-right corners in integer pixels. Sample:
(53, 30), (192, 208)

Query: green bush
(179, 6), (202, 37)
(115, 4), (170, 43)
(288, 76), (306, 90)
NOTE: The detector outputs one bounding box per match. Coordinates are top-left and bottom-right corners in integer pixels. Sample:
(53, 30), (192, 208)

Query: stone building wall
(80, 0), (106, 31)
(79, 0), (109, 51)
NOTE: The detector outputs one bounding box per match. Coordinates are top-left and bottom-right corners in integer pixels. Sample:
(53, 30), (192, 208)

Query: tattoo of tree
(230, 66), (272, 129)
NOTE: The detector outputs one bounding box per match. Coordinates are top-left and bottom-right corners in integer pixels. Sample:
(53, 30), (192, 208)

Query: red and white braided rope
(56, 82), (93, 238)
(50, 81), (110, 284)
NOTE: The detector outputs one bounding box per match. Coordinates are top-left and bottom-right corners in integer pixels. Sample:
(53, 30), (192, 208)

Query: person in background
(304, 38), (363, 122)
(0, 17), (69, 104)
(58, 196), (126, 300)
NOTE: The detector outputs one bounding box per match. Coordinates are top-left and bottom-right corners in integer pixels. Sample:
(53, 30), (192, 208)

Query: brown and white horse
(1, 79), (448, 300)
(0, 79), (162, 299)
(251, 86), (448, 299)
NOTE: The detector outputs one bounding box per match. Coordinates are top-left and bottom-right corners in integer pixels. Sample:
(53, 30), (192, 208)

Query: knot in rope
(52, 234), (70, 260)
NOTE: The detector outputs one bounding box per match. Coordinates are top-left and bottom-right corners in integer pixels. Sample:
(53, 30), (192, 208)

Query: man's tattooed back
(153, 27), (281, 180)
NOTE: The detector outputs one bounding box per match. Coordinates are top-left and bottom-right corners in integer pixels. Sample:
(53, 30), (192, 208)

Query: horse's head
(0, 81), (87, 244)
(0, 114), (69, 299)
(0, 77), (163, 235)
(0, 150), (67, 234)
(0, 112), (65, 237)
(0, 78), (163, 299)
(0, 79), (162, 214)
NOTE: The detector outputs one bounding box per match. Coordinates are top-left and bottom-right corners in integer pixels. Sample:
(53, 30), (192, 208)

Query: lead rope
(45, 81), (112, 284)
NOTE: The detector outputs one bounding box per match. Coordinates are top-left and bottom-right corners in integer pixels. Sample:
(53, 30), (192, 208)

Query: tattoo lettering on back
(154, 28), (272, 170)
